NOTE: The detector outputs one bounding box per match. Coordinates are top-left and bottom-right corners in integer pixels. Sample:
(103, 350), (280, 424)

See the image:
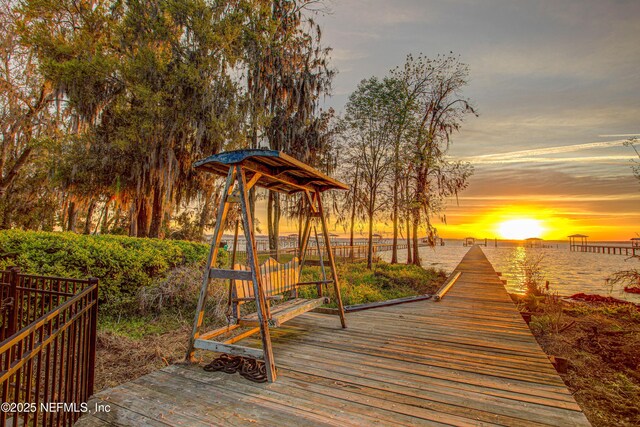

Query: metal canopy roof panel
(193, 149), (349, 194)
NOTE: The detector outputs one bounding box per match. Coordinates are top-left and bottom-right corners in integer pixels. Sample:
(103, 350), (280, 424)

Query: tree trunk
(67, 201), (78, 233)
(0, 198), (10, 230)
(249, 187), (256, 225)
(197, 192), (213, 240)
(110, 205), (122, 233)
(405, 179), (412, 264)
(349, 164), (359, 259)
(391, 178), (399, 263)
(391, 142), (400, 263)
(99, 199), (110, 234)
(267, 190), (280, 261)
(297, 209), (303, 253)
(135, 197), (151, 238)
(367, 210), (374, 269)
(349, 210), (356, 259)
(129, 203), (137, 236)
(83, 200), (96, 234)
(149, 184), (165, 238)
(411, 208), (421, 266)
(60, 196), (69, 233)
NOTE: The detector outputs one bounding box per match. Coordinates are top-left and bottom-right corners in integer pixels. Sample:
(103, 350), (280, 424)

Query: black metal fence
(0, 268), (98, 427)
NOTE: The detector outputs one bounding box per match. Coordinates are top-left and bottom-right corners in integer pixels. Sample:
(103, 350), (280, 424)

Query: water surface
(379, 240), (640, 303)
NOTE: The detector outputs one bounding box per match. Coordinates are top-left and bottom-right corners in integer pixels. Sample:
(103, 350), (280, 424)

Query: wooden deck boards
(77, 246), (590, 426)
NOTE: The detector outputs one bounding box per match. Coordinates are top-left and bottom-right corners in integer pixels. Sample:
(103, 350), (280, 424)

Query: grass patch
(298, 261), (445, 307)
(99, 312), (189, 340)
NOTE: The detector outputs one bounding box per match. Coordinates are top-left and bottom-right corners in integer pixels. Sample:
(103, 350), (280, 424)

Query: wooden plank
(236, 165), (277, 382)
(316, 194), (347, 328)
(171, 364), (451, 427)
(209, 268), (253, 281)
(345, 294), (433, 312)
(199, 324), (240, 340)
(193, 339), (264, 359)
(240, 298), (327, 327)
(186, 167), (235, 361)
(434, 271), (462, 301)
(270, 298), (327, 327)
(224, 327), (261, 345)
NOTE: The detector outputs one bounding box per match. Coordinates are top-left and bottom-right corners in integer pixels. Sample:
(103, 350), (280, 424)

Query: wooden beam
(295, 280), (334, 286)
(186, 167), (235, 361)
(269, 297), (327, 327)
(234, 295), (283, 302)
(345, 294), (433, 312)
(209, 269), (252, 281)
(434, 271), (462, 301)
(199, 324), (240, 341)
(193, 339), (264, 359)
(239, 297), (328, 328)
(236, 165), (278, 382)
(304, 190), (318, 213)
(241, 159), (318, 194)
(245, 172), (263, 191)
(313, 224), (327, 297)
(223, 327), (261, 345)
(317, 194), (347, 329)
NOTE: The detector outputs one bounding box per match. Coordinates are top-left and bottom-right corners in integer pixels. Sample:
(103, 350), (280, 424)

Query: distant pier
(568, 234), (639, 256)
(570, 244), (639, 256)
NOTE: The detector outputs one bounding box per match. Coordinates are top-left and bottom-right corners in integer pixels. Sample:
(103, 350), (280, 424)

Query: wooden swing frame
(185, 150), (348, 382)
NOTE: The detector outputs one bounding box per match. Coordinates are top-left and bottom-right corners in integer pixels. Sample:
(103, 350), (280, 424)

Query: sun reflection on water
(379, 241), (640, 303)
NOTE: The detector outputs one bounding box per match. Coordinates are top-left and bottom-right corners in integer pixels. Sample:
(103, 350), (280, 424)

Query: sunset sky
(307, 0), (639, 241)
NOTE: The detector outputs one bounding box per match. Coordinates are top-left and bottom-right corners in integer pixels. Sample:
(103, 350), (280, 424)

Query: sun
(498, 219), (545, 240)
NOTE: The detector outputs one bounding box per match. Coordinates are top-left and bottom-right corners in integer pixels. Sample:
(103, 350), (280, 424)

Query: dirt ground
(94, 325), (192, 391)
(526, 300), (640, 427)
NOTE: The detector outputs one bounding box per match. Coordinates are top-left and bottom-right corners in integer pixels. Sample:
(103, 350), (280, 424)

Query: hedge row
(0, 230), (212, 311)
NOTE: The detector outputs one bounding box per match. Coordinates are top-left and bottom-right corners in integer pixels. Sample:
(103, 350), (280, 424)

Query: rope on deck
(204, 353), (271, 383)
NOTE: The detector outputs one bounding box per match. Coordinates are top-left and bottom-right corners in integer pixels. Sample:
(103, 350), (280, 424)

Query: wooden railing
(237, 242), (427, 263)
(0, 269), (98, 427)
(570, 244), (639, 257)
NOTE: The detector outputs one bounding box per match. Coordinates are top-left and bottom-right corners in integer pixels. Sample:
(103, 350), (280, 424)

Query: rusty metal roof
(193, 149), (348, 194)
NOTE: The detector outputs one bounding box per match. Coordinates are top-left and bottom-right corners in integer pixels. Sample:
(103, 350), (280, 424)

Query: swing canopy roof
(194, 149), (349, 194)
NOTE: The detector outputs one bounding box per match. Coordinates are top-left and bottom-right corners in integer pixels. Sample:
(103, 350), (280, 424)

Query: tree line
(337, 54), (476, 267)
(1, 0), (476, 268)
(1, 0), (334, 239)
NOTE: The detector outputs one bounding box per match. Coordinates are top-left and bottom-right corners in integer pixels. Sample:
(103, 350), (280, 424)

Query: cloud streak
(466, 139), (628, 162)
(467, 155), (635, 165)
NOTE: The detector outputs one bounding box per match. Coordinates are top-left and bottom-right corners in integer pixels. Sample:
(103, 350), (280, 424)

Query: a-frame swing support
(185, 150), (348, 383)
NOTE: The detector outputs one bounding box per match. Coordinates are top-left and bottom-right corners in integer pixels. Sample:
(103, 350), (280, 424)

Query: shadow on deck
(78, 246), (590, 426)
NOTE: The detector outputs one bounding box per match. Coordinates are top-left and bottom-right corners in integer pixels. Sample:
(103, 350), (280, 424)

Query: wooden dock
(78, 246), (590, 426)
(570, 244), (639, 256)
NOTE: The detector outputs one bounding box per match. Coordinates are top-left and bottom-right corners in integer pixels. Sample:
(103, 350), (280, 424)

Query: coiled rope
(204, 354), (270, 383)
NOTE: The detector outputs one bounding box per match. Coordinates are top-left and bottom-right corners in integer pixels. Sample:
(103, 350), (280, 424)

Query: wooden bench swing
(185, 149), (348, 382)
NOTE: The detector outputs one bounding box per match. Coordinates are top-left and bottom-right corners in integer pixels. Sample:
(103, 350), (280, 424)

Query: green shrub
(298, 261), (446, 307)
(0, 230), (213, 312)
(519, 253), (547, 297)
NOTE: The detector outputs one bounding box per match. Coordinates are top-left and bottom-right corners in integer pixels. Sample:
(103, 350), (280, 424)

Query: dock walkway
(78, 246), (590, 426)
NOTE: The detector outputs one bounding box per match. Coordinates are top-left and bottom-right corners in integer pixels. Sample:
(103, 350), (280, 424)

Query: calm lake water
(378, 240), (640, 303)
